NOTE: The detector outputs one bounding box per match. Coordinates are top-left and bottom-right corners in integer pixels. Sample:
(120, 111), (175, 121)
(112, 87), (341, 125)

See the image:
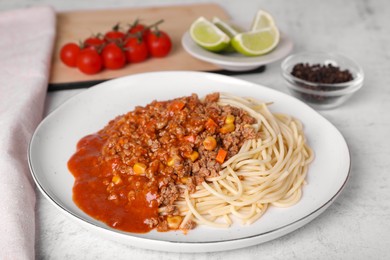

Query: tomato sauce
(68, 134), (159, 233)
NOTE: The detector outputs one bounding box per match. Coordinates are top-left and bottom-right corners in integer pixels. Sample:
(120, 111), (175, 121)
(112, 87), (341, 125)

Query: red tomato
(76, 49), (103, 75)
(60, 43), (81, 67)
(105, 31), (125, 42)
(146, 30), (172, 58)
(84, 36), (104, 50)
(104, 24), (125, 42)
(101, 43), (126, 69)
(124, 37), (149, 63)
(128, 23), (150, 40)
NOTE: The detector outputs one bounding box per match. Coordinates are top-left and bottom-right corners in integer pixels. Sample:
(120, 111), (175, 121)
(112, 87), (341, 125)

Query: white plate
(29, 71), (350, 253)
(181, 31), (294, 71)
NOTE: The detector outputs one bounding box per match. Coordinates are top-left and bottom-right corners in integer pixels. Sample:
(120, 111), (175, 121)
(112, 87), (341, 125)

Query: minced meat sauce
(68, 93), (258, 233)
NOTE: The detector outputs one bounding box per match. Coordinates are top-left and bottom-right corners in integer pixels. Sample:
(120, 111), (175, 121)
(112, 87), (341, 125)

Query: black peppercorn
(291, 63), (353, 84)
(290, 63), (354, 104)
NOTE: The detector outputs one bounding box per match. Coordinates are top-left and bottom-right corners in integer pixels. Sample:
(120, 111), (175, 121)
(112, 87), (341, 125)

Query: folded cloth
(0, 6), (56, 259)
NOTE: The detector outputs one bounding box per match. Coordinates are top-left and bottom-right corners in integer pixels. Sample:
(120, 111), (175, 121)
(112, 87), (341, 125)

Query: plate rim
(28, 71), (351, 251)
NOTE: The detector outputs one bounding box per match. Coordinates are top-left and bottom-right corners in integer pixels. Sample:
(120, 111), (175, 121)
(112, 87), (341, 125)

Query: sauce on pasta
(68, 92), (313, 233)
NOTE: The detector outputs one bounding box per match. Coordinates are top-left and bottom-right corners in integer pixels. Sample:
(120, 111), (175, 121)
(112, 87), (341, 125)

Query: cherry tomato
(105, 31), (125, 42)
(128, 23), (150, 41)
(60, 43), (81, 67)
(84, 36), (105, 50)
(124, 37), (149, 63)
(76, 49), (103, 75)
(146, 30), (172, 58)
(104, 24), (125, 42)
(101, 43), (126, 69)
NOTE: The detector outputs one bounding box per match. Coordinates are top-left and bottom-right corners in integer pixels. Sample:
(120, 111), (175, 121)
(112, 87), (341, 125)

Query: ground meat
(144, 217), (159, 229)
(204, 92), (220, 102)
(205, 103), (222, 122)
(98, 92), (258, 231)
(156, 217), (169, 232)
(181, 220), (196, 233)
(163, 205), (178, 215)
(159, 183), (180, 206)
(186, 177), (196, 193)
(191, 161), (200, 173)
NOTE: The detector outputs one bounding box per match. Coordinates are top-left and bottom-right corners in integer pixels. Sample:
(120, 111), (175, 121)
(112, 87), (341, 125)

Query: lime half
(190, 17), (230, 52)
(250, 9), (276, 31)
(231, 26), (280, 56)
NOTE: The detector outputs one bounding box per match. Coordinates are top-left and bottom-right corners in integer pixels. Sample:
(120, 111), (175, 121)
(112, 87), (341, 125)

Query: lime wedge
(212, 17), (241, 52)
(231, 26), (280, 56)
(250, 9), (276, 31)
(190, 17), (230, 52)
(212, 17), (241, 38)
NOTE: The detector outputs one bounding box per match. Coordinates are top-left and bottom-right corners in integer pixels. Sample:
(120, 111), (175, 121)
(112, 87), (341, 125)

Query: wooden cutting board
(49, 3), (231, 89)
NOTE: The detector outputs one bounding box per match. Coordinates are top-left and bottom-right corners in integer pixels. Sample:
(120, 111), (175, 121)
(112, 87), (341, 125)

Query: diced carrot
(216, 149), (227, 164)
(205, 118), (218, 132)
(170, 100), (186, 111)
(183, 135), (196, 143)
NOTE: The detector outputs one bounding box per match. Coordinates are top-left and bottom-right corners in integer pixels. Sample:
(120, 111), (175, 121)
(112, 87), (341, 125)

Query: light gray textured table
(2, 0), (389, 259)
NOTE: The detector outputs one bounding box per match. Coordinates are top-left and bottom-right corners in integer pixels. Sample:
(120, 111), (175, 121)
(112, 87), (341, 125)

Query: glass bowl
(281, 52), (364, 109)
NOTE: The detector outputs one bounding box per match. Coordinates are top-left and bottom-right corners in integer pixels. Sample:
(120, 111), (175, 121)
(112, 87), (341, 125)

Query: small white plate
(181, 31), (294, 71)
(29, 71), (350, 253)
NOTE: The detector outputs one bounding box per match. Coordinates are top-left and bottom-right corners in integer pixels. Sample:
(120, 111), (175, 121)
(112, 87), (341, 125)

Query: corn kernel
(225, 115), (235, 124)
(220, 123), (235, 134)
(167, 155), (181, 167)
(203, 136), (217, 150)
(167, 215), (183, 229)
(111, 175), (122, 185)
(189, 151), (199, 162)
(167, 157), (175, 167)
(180, 177), (189, 184)
(133, 162), (147, 175)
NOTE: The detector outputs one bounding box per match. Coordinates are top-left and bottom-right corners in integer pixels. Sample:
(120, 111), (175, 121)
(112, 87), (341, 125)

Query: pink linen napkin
(0, 6), (56, 259)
